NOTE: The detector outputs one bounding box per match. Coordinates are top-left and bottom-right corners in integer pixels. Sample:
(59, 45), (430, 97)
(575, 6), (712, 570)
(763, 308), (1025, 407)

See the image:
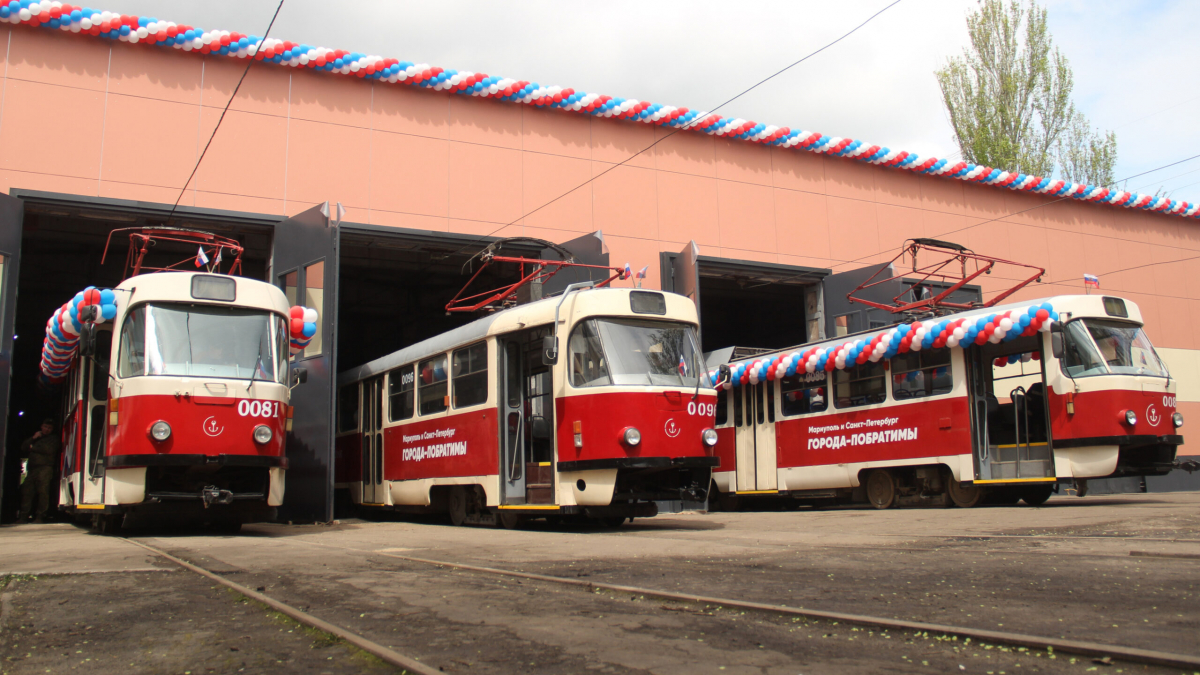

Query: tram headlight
(702, 428), (719, 447)
(621, 427), (641, 447)
(1123, 409), (1137, 427)
(253, 425), (273, 444)
(1173, 412), (1184, 428)
(149, 421), (171, 442)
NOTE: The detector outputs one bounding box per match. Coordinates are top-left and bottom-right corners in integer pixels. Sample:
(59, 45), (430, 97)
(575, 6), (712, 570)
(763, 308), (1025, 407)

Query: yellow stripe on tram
(497, 505), (560, 510)
(994, 443), (1050, 448)
(735, 490), (780, 494)
(974, 477), (1058, 484)
(75, 504), (106, 510)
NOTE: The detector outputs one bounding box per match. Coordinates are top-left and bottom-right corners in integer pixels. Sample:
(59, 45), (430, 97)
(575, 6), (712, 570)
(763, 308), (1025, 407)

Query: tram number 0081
(238, 400), (281, 417)
(687, 401), (716, 417)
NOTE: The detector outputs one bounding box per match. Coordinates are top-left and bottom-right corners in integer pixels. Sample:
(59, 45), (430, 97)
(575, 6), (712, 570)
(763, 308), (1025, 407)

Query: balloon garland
(38, 286), (116, 385)
(708, 302), (1058, 390)
(0, 2), (1194, 221)
(288, 305), (318, 355)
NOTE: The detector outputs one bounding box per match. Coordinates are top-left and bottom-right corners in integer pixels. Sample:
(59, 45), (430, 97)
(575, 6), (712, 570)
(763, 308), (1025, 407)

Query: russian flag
(678, 354), (687, 377)
(1084, 273), (1100, 289)
(195, 246), (210, 268)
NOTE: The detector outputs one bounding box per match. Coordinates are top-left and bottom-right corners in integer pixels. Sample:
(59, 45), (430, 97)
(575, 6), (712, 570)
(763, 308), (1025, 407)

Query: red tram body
(708, 295), (1183, 508)
(56, 272), (296, 530)
(336, 287), (718, 526)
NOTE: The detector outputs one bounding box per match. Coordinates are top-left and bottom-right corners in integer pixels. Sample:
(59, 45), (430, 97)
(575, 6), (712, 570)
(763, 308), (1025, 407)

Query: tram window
(891, 350), (953, 400)
(629, 291), (667, 315)
(91, 330), (112, 401)
(337, 385), (360, 432)
(418, 355), (449, 415)
(766, 382), (776, 423)
(117, 308), (146, 378)
(755, 383), (766, 425)
(733, 385), (743, 427)
(715, 389), (728, 426)
(388, 365), (415, 422)
(780, 372), (828, 416)
(834, 361), (886, 408)
(453, 342), (489, 408)
(568, 320), (611, 387)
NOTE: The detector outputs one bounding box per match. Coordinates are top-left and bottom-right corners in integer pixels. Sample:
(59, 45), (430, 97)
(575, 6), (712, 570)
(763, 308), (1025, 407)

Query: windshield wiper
(247, 352), (263, 394)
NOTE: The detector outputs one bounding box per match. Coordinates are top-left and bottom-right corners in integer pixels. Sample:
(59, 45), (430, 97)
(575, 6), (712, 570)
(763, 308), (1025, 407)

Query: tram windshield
(117, 303), (288, 382)
(568, 318), (709, 388)
(1062, 318), (1168, 378)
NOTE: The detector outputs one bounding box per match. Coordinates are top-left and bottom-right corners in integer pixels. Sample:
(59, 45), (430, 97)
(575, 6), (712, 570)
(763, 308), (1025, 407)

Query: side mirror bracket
(542, 336), (558, 366)
(290, 367), (308, 388)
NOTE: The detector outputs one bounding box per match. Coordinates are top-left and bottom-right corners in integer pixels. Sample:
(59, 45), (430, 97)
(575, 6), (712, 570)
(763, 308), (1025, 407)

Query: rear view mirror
(291, 368), (308, 387)
(717, 364), (731, 387)
(1050, 332), (1064, 359)
(78, 323), (96, 357)
(542, 336), (558, 366)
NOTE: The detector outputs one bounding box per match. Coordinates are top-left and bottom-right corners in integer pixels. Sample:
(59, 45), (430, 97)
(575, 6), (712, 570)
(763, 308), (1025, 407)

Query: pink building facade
(0, 23), (1194, 514)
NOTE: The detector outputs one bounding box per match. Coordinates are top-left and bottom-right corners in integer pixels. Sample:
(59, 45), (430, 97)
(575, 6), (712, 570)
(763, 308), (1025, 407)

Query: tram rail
(161, 535), (1200, 672)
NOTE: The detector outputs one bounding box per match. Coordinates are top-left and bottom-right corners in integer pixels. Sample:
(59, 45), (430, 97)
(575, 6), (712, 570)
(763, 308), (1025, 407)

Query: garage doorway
(659, 245), (828, 354)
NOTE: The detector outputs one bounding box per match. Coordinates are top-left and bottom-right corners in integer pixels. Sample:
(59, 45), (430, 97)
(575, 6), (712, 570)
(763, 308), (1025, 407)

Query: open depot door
(0, 194), (21, 520)
(273, 203), (339, 523)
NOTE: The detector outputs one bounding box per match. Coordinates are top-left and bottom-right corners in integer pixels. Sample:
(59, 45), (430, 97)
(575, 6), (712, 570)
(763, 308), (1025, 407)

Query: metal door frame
(360, 377), (384, 504)
(499, 337), (525, 504)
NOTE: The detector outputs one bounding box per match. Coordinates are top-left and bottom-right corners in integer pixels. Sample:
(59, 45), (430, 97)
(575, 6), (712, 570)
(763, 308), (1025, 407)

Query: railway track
(126, 536), (1200, 672)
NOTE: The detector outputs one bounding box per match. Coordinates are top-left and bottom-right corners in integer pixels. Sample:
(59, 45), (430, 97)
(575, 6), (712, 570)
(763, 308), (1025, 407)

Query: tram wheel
(90, 513), (123, 535)
(1021, 486), (1054, 507)
(597, 517), (627, 528)
(946, 479), (982, 508)
(865, 470), (896, 510)
(448, 487), (468, 526)
(497, 511), (524, 530)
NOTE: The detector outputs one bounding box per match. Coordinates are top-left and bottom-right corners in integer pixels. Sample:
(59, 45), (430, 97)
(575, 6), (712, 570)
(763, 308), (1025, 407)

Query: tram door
(360, 378), (385, 504)
(77, 330), (112, 505)
(966, 343), (1055, 482)
(733, 382), (778, 492)
(498, 327), (556, 505)
(499, 339), (526, 503)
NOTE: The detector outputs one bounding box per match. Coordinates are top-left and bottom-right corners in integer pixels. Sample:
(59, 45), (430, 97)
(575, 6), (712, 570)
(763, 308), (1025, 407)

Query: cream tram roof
(115, 271), (290, 316)
(338, 287), (698, 386)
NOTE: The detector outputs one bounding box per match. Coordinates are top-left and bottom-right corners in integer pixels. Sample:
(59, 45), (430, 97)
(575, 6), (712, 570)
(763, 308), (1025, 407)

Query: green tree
(936, 0), (1116, 186)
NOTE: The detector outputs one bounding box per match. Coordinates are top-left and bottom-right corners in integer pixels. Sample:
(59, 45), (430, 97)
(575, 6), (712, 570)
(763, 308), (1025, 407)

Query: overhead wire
(163, 0), (287, 227)
(444, 0), (905, 258)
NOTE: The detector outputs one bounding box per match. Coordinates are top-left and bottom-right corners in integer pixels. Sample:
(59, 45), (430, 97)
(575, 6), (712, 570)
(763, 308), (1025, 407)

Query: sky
(89, 0), (1200, 203)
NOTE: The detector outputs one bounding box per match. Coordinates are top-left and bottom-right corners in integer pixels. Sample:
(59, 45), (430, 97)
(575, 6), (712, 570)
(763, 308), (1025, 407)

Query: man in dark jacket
(18, 419), (61, 523)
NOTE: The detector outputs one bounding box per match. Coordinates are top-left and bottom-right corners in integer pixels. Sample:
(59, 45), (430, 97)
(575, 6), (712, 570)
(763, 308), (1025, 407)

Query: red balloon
(290, 306), (304, 319)
(975, 333), (988, 345)
(290, 318), (304, 335)
(1036, 309), (1049, 321)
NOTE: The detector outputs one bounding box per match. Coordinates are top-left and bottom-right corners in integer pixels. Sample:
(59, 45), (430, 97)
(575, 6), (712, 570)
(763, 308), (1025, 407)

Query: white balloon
(911, 341), (922, 351)
(1040, 319), (1054, 332)
(303, 308), (318, 323)
(999, 318), (1013, 331)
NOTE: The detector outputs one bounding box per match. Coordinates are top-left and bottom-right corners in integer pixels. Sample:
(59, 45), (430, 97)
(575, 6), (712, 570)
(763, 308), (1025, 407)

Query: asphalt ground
(2, 492), (1198, 674)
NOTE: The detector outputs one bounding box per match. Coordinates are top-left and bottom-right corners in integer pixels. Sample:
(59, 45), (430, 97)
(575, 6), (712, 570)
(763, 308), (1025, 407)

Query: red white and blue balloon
(288, 305), (318, 355)
(717, 302), (1058, 389)
(39, 286), (116, 384)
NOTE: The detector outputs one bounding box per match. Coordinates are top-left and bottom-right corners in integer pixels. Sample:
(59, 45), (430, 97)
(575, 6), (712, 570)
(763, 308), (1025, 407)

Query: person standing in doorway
(17, 419), (61, 523)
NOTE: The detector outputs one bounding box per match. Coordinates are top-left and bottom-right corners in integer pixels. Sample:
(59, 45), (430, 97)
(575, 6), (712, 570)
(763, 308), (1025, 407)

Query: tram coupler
(201, 486), (235, 507)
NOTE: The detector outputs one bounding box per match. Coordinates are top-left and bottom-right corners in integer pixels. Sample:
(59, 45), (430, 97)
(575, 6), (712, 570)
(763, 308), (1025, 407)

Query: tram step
(525, 485), (554, 504)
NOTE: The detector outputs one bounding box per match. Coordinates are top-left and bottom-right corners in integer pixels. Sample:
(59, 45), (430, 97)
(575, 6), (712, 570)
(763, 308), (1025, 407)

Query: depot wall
(2, 26), (1199, 429)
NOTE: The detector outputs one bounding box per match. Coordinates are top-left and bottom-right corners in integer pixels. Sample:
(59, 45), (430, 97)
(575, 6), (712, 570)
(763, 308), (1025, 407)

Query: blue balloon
(1041, 302), (1052, 312)
(101, 304), (116, 321)
(302, 322), (316, 338)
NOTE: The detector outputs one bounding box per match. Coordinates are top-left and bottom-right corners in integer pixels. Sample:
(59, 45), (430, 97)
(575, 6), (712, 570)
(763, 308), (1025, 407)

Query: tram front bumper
(1054, 434), (1182, 477)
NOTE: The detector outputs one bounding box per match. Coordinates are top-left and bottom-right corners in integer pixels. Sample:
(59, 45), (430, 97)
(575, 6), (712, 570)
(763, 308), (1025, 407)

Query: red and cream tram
(707, 294), (1183, 509)
(335, 285), (719, 527)
(48, 231), (312, 532)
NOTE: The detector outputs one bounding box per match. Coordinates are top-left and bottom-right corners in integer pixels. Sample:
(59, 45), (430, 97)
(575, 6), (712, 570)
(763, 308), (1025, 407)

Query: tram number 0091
(687, 401), (716, 417)
(238, 400), (281, 417)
